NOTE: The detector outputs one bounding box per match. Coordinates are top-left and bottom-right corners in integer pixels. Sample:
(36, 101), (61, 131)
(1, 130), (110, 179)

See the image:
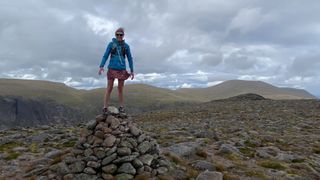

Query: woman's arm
(99, 42), (113, 68)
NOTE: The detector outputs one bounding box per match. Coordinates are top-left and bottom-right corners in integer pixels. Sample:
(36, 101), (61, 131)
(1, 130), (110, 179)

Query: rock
(196, 170), (223, 180)
(218, 144), (240, 155)
(49, 162), (69, 176)
(95, 114), (106, 122)
(73, 173), (97, 180)
(115, 173), (134, 180)
(45, 149), (62, 159)
(117, 147), (132, 156)
(106, 146), (117, 156)
(156, 167), (168, 175)
(93, 147), (106, 159)
(110, 118), (120, 129)
(138, 141), (152, 154)
(87, 161), (101, 169)
(86, 120), (97, 130)
(113, 154), (139, 164)
(190, 160), (216, 171)
(69, 161), (86, 173)
(164, 141), (203, 157)
(139, 154), (154, 166)
(129, 125), (141, 136)
(84, 148), (94, 157)
(118, 163), (136, 175)
(107, 106), (119, 114)
(132, 159), (144, 168)
(94, 130), (105, 139)
(104, 135), (116, 147)
(84, 167), (96, 175)
(102, 173), (114, 180)
(102, 164), (117, 174)
(102, 153), (117, 165)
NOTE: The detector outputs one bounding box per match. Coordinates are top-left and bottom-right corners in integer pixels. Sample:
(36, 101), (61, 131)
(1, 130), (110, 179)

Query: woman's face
(116, 32), (124, 41)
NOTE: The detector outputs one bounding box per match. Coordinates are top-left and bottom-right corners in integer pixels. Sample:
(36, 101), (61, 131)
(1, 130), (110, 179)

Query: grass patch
(61, 140), (76, 147)
(29, 142), (39, 153)
(259, 160), (286, 170)
(245, 169), (268, 179)
(244, 140), (257, 148)
(312, 145), (320, 154)
(0, 141), (23, 152)
(5, 152), (21, 160)
(239, 147), (255, 158)
(225, 153), (241, 161)
(291, 158), (305, 163)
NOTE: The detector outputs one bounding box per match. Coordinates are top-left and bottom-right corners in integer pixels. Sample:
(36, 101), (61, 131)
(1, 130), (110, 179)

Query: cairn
(49, 107), (170, 179)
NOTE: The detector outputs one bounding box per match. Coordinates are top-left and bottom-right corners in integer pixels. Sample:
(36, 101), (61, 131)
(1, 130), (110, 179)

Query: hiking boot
(102, 107), (109, 114)
(119, 106), (126, 114)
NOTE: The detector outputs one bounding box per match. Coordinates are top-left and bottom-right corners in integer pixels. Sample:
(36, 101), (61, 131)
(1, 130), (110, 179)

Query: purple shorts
(107, 68), (130, 80)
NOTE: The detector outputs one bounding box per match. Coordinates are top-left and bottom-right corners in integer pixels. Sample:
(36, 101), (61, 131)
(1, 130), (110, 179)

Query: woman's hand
(98, 68), (104, 75)
(130, 72), (134, 80)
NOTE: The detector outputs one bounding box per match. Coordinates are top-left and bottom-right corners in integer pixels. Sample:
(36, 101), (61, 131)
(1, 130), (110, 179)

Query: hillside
(176, 80), (316, 100)
(0, 78), (317, 128)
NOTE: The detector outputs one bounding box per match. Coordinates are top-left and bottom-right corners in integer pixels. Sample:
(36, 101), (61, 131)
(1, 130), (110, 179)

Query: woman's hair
(115, 27), (125, 34)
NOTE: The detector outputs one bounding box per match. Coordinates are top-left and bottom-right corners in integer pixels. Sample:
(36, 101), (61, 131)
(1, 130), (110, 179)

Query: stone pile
(49, 108), (170, 179)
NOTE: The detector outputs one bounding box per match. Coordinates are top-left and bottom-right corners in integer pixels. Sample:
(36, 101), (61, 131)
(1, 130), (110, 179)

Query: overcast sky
(1, 0), (320, 96)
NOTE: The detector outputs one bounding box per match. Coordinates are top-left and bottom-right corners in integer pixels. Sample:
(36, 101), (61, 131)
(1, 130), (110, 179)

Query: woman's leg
(104, 79), (114, 108)
(118, 79), (125, 107)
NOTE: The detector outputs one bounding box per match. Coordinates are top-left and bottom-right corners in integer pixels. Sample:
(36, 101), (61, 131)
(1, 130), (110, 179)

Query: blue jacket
(99, 38), (134, 72)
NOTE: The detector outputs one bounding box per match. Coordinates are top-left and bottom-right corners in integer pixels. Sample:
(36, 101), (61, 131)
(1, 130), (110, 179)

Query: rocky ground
(0, 96), (320, 179)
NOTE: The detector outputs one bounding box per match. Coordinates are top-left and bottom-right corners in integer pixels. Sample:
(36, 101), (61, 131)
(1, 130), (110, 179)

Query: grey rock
(132, 159), (144, 168)
(113, 154), (139, 163)
(218, 144), (240, 155)
(129, 125), (141, 136)
(102, 173), (114, 180)
(108, 106), (119, 114)
(87, 161), (101, 169)
(104, 135), (116, 147)
(102, 153), (117, 165)
(84, 148), (93, 157)
(117, 147), (132, 156)
(106, 146), (117, 156)
(138, 141), (151, 154)
(102, 164), (117, 174)
(94, 147), (106, 159)
(74, 173), (97, 180)
(190, 160), (216, 171)
(115, 173), (134, 180)
(86, 120), (97, 130)
(137, 134), (147, 143)
(49, 162), (69, 176)
(111, 118), (120, 129)
(45, 149), (62, 159)
(196, 171), (223, 180)
(69, 161), (86, 173)
(164, 141), (202, 157)
(94, 130), (105, 139)
(139, 154), (154, 166)
(120, 140), (134, 149)
(84, 167), (96, 175)
(157, 167), (168, 175)
(118, 163), (136, 175)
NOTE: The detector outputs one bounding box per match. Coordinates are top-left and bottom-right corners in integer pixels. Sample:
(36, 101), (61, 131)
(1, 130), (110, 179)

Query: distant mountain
(0, 78), (317, 128)
(176, 80), (316, 100)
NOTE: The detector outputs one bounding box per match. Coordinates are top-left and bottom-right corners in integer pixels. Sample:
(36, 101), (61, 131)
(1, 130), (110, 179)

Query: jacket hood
(112, 38), (125, 45)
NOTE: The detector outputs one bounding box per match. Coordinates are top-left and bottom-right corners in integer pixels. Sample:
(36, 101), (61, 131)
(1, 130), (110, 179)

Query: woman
(98, 27), (134, 114)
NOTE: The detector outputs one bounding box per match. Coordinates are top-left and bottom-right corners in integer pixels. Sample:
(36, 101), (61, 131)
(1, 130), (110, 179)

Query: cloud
(1, 0), (320, 96)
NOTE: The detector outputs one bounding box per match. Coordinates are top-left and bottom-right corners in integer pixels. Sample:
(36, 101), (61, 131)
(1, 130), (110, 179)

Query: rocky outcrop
(0, 96), (83, 129)
(47, 108), (171, 179)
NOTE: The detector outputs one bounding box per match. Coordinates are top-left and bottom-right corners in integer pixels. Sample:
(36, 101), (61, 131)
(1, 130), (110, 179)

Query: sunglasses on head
(116, 33), (124, 36)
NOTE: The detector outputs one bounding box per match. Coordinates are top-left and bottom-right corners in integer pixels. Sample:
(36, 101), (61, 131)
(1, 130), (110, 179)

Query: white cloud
(84, 14), (118, 37)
